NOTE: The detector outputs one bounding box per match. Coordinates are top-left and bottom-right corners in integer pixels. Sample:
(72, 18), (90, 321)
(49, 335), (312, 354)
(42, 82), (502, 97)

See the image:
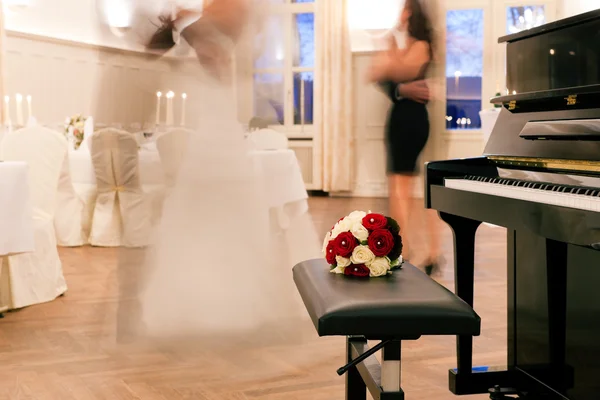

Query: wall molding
(4, 32), (203, 129)
(442, 131), (483, 141)
(5, 30), (192, 61)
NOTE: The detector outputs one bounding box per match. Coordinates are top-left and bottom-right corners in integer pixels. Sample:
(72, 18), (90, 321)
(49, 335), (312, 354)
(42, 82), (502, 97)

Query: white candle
(26, 95), (32, 121)
(180, 93), (187, 126)
(15, 93), (23, 126)
(166, 91), (174, 126)
(155, 91), (163, 126)
(3, 95), (10, 126)
(454, 71), (461, 93)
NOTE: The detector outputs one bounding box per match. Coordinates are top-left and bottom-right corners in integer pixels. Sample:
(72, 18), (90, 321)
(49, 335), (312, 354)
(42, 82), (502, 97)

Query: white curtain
(0, 0), (5, 126)
(315, 0), (354, 192)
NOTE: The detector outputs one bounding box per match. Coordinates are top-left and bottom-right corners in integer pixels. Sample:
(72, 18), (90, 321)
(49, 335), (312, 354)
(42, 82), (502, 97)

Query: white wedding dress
(137, 87), (319, 341)
(116, 2), (321, 346)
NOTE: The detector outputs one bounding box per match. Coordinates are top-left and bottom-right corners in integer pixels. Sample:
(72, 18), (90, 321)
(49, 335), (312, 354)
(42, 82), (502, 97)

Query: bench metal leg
(382, 341), (401, 392)
(345, 337), (405, 400)
(346, 336), (367, 400)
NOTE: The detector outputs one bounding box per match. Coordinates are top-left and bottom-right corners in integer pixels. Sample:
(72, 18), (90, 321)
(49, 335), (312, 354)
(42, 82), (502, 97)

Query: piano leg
(440, 215), (523, 396)
(439, 212), (480, 374)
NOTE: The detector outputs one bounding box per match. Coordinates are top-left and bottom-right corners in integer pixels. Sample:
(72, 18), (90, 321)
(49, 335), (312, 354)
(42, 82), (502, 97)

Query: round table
(68, 147), (309, 213)
(0, 161), (34, 314)
(0, 161), (34, 256)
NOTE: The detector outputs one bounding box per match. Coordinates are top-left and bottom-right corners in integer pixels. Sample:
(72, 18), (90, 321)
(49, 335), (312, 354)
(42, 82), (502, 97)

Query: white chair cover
(89, 128), (152, 247)
(156, 128), (191, 188)
(55, 144), (91, 247)
(0, 127), (68, 309)
(249, 128), (289, 150)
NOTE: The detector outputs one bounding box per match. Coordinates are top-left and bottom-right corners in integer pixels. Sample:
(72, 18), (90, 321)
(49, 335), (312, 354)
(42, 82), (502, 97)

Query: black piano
(426, 9), (600, 400)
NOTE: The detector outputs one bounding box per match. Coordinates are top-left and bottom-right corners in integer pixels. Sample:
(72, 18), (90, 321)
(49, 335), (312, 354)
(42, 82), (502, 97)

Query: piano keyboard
(445, 176), (600, 212)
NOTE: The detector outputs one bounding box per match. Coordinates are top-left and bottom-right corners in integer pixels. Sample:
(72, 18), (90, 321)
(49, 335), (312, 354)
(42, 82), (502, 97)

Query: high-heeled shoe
(424, 255), (444, 276)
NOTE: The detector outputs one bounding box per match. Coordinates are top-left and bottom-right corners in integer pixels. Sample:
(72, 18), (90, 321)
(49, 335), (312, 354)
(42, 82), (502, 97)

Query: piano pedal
(489, 385), (520, 399)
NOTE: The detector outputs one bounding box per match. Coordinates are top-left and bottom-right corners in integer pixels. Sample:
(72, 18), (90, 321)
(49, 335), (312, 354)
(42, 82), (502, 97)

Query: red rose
(325, 240), (337, 265)
(367, 229), (395, 257)
(344, 264), (370, 278)
(362, 213), (388, 231)
(334, 232), (358, 258)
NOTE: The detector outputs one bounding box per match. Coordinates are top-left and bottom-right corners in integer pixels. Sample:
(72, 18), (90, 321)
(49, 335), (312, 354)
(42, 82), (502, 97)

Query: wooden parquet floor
(0, 197), (507, 400)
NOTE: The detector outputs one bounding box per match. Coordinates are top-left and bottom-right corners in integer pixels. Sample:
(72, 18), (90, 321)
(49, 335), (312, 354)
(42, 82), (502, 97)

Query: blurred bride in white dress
(111, 0), (321, 345)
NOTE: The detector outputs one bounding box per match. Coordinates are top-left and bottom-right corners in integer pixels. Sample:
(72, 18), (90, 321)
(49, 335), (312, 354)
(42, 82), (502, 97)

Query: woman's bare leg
(388, 174), (414, 258)
(425, 208), (441, 261)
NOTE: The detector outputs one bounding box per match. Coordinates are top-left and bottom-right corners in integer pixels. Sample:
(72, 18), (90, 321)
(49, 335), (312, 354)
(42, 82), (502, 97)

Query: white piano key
(444, 178), (600, 213)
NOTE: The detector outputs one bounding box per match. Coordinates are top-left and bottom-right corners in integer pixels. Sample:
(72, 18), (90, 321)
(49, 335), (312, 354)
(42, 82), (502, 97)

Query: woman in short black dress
(368, 0), (441, 274)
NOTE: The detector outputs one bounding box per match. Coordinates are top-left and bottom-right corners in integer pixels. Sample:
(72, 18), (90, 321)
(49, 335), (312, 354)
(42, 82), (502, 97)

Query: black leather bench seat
(293, 259), (481, 339)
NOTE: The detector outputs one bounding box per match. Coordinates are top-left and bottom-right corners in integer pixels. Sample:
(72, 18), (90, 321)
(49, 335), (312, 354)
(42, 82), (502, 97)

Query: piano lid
(498, 8), (600, 44)
(492, 9), (600, 110)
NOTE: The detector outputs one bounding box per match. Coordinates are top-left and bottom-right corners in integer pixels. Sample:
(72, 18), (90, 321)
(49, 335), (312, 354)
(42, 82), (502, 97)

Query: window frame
(440, 0), (494, 138)
(251, 0), (316, 138)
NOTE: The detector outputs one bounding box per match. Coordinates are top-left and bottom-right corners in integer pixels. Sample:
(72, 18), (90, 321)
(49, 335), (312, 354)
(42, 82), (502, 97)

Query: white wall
(561, 0), (599, 18)
(4, 31), (202, 129)
(3, 0), (138, 49)
(347, 0), (404, 52)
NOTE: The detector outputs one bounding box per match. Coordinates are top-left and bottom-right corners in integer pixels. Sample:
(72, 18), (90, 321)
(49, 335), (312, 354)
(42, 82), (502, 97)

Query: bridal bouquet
(323, 211), (403, 278)
(64, 114), (87, 150)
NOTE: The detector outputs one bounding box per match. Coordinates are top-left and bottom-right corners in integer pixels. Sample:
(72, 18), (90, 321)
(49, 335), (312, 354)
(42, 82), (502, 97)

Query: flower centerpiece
(323, 211), (403, 278)
(64, 114), (87, 150)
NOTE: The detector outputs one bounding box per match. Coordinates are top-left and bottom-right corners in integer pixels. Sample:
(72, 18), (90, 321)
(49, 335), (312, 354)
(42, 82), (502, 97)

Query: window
(445, 9), (484, 130)
(252, 0), (315, 129)
(506, 5), (546, 34)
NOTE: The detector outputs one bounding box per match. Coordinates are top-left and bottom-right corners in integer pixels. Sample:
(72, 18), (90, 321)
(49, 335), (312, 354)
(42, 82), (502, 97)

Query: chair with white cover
(88, 128), (152, 247)
(156, 128), (191, 188)
(54, 145), (91, 247)
(0, 127), (68, 309)
(248, 128), (288, 150)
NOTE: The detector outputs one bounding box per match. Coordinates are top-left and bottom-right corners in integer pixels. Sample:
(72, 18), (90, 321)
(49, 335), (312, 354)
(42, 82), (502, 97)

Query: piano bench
(293, 259), (481, 400)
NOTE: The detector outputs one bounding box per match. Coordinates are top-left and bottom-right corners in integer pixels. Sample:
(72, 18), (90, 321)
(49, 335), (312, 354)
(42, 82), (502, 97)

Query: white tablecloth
(252, 149), (308, 210)
(69, 148), (308, 212)
(0, 161), (34, 256)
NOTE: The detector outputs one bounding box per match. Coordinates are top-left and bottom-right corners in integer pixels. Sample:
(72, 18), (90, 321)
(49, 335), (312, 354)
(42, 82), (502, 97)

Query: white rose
(368, 257), (391, 277)
(347, 210), (367, 224)
(322, 232), (332, 255)
(331, 217), (352, 239)
(330, 265), (346, 274)
(351, 222), (369, 242)
(350, 245), (375, 265)
(336, 256), (351, 268)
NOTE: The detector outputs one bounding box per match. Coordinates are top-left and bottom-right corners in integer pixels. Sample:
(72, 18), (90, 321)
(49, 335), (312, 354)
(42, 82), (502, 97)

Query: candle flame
(4, 96), (9, 102)
(27, 95), (31, 101)
(157, 91), (163, 97)
(182, 93), (187, 99)
(16, 93), (22, 101)
(167, 91), (175, 99)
